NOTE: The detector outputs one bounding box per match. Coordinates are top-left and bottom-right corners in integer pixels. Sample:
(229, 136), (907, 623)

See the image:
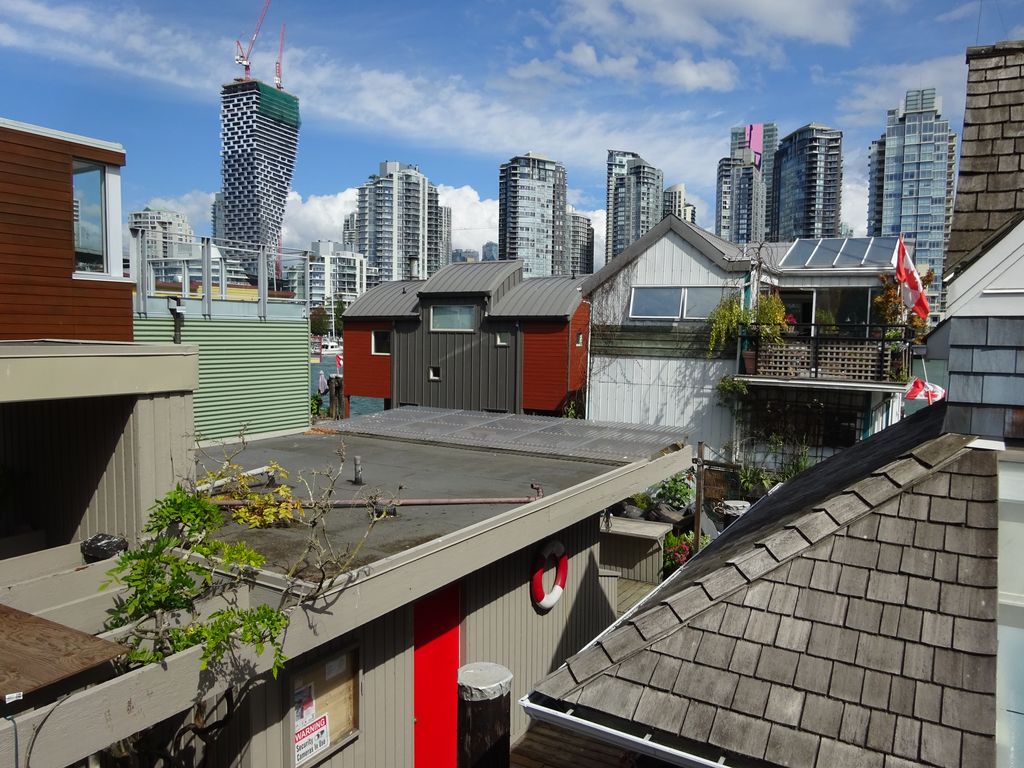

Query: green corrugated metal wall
(134, 317), (309, 440)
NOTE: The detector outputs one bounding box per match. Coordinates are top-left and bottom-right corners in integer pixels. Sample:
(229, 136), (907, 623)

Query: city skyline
(3, 0), (1018, 268)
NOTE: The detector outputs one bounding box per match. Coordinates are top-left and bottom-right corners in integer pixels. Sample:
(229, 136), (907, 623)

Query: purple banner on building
(746, 123), (764, 171)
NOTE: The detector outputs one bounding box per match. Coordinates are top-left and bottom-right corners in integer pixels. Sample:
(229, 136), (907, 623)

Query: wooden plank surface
(0, 603), (124, 696)
(617, 578), (657, 617)
(603, 517), (672, 540)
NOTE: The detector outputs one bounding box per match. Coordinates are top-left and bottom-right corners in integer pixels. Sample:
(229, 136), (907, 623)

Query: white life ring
(531, 539), (568, 611)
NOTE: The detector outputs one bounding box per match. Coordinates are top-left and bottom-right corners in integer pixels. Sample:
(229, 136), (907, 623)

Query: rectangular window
(430, 305), (475, 331)
(428, 366), (441, 381)
(73, 161), (106, 273)
(575, 331), (584, 346)
(629, 287), (683, 319)
(495, 331), (509, 347)
(291, 646), (360, 765)
(684, 288), (727, 319)
(371, 330), (390, 355)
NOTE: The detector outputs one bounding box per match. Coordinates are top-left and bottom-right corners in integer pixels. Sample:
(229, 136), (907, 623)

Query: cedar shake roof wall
(532, 405), (998, 767)
(945, 40), (1024, 277)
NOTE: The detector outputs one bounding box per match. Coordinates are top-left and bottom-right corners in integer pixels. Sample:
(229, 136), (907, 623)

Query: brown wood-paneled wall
(0, 125), (132, 341)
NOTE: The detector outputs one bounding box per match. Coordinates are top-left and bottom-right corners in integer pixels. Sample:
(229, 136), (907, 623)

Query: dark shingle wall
(944, 315), (1024, 439)
(556, 448), (998, 767)
(946, 41), (1024, 275)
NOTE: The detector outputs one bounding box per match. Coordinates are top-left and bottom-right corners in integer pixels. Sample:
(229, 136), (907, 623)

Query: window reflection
(73, 161), (105, 272)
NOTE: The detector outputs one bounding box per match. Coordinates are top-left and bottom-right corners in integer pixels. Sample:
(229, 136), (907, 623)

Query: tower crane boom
(234, 0), (271, 80)
(275, 23), (285, 89)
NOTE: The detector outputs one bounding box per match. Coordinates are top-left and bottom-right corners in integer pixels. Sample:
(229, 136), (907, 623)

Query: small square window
(428, 366), (441, 381)
(371, 330), (390, 355)
(575, 331), (584, 346)
(496, 332), (510, 347)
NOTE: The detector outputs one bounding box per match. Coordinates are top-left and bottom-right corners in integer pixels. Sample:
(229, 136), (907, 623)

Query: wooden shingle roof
(530, 403), (999, 767)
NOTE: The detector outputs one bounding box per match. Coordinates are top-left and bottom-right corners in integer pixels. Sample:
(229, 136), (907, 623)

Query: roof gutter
(520, 695), (727, 768)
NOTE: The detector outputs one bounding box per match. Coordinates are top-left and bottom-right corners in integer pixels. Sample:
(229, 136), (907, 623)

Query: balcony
(740, 323), (911, 387)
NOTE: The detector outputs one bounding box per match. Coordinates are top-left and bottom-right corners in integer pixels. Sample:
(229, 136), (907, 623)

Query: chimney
(945, 40), (1024, 279)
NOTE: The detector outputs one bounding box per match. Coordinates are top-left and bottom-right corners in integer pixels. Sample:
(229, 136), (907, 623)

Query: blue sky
(3, 0), (1022, 264)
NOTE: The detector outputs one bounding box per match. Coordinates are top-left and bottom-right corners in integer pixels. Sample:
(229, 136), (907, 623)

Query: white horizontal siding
(589, 355), (735, 452)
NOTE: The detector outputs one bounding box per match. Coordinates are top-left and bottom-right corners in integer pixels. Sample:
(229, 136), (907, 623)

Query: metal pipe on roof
(519, 695), (727, 768)
(211, 496), (541, 508)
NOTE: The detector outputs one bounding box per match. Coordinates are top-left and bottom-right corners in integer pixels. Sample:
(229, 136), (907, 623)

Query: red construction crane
(234, 0), (271, 80)
(275, 23), (285, 89)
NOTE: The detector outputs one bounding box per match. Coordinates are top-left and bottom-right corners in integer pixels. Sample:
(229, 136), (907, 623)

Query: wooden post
(693, 442), (704, 554)
(457, 662), (512, 768)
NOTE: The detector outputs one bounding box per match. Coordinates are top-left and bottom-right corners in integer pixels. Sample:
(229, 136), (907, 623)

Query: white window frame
(628, 286), (684, 320)
(682, 287), (729, 320)
(430, 305), (476, 332)
(428, 366), (441, 381)
(72, 160), (127, 282)
(575, 331), (584, 347)
(495, 331), (510, 347)
(371, 330), (391, 355)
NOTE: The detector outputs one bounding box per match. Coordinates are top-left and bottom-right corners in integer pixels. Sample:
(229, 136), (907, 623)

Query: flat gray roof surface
(207, 410), (684, 576)
(332, 407), (686, 463)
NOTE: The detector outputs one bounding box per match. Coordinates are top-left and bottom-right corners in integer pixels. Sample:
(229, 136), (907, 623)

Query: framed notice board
(291, 645), (360, 766)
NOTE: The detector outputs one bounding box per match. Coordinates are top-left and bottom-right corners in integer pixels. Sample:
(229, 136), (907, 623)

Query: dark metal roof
(419, 260), (522, 296)
(530, 402), (999, 766)
(343, 280), (422, 318)
(490, 277), (585, 318)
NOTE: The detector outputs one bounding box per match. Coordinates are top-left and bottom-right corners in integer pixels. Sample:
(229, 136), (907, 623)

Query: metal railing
(742, 323), (912, 384)
(131, 229), (311, 319)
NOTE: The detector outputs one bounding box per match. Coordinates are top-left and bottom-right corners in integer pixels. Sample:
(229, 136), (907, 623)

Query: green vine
(103, 485), (289, 677)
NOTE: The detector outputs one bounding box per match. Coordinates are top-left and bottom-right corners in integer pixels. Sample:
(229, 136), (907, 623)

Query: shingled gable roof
(580, 216), (751, 297)
(530, 402), (999, 767)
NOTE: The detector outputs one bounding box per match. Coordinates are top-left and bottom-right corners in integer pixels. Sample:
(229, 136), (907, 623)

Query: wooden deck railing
(743, 324), (911, 384)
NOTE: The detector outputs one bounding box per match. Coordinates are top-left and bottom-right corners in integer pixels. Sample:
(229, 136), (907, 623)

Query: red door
(414, 583), (461, 767)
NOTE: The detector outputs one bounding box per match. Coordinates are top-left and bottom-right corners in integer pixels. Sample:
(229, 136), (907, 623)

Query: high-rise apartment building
(309, 239), (368, 313)
(868, 88), (957, 320)
(451, 248), (479, 263)
(771, 124), (843, 241)
(354, 161), (447, 282)
(663, 183), (695, 223)
(481, 241), (498, 261)
(498, 152), (568, 276)
(606, 150), (664, 261)
(342, 212), (358, 251)
(716, 124), (777, 244)
(215, 79), (300, 267)
(129, 207), (195, 258)
(569, 211), (595, 275)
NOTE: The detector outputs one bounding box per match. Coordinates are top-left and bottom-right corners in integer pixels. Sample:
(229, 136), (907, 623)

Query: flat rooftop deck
(209, 410), (684, 577)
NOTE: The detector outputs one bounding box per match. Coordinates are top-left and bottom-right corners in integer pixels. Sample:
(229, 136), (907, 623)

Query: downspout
(520, 696), (728, 768)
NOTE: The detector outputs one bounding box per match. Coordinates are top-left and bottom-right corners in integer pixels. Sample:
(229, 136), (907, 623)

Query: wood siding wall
(522, 321), (570, 413)
(221, 518), (611, 766)
(599, 533), (664, 583)
(0, 125), (132, 341)
(569, 302), (589, 394)
(589, 355), (734, 450)
(392, 301), (519, 412)
(343, 321), (393, 400)
(0, 392), (193, 548)
(134, 318), (309, 440)
(461, 517), (612, 740)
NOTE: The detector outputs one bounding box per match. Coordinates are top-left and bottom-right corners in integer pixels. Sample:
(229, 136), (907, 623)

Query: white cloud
(577, 208), (607, 270)
(143, 190), (216, 235)
(653, 53), (739, 92)
(836, 55), (968, 127)
(558, 42), (638, 79)
(280, 189), (358, 249)
(1012, 24), (1024, 38)
(506, 57), (579, 84)
(842, 175), (869, 237)
(936, 2), (979, 22)
(437, 185), (499, 252)
(560, 0), (860, 49)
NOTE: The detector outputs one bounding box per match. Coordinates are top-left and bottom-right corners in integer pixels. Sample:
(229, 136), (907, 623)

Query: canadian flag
(893, 236), (930, 319)
(905, 378), (946, 404)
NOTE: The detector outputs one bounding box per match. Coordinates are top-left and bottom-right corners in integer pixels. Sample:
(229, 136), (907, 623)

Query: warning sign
(294, 714), (330, 765)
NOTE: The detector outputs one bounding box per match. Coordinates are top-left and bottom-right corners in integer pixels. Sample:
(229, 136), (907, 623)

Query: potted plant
(750, 293), (788, 347)
(706, 294), (749, 356)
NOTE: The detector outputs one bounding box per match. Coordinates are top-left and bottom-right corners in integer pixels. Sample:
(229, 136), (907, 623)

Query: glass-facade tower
(771, 124), (843, 241)
(498, 153), (568, 276)
(868, 88), (957, 321)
